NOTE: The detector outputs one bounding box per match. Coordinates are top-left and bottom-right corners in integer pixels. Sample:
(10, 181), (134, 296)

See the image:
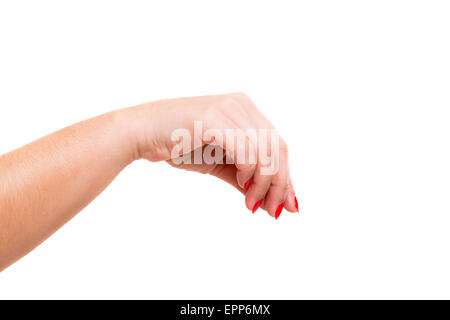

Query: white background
(0, 0), (450, 299)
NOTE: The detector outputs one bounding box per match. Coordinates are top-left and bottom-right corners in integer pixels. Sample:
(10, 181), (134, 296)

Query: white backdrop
(1, 1), (450, 299)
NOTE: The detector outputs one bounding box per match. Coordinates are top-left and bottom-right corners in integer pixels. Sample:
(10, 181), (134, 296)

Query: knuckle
(273, 176), (290, 191)
(208, 95), (243, 121)
(207, 92), (255, 122)
(222, 94), (244, 110)
(279, 139), (289, 156)
(228, 92), (254, 109)
(230, 91), (249, 100)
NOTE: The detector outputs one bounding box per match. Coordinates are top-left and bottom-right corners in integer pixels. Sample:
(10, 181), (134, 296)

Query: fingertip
(237, 170), (254, 190)
(252, 199), (263, 213)
(245, 195), (254, 211)
(284, 179), (298, 213)
(284, 193), (299, 213)
(275, 203), (284, 219)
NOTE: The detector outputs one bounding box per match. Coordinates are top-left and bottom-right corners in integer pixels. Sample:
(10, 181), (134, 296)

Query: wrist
(111, 102), (159, 162)
(109, 106), (146, 164)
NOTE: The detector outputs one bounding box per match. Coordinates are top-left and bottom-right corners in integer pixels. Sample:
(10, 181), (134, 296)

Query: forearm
(0, 95), (211, 271)
(0, 108), (139, 270)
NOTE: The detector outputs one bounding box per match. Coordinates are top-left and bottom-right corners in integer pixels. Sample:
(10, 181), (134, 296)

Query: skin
(0, 92), (297, 271)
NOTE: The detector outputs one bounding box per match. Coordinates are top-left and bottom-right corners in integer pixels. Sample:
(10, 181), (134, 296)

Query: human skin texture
(0, 93), (297, 271)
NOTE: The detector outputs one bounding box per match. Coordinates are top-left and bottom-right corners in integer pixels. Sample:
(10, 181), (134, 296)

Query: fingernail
(244, 178), (252, 190)
(275, 203), (284, 220)
(252, 199), (263, 213)
(294, 196), (299, 212)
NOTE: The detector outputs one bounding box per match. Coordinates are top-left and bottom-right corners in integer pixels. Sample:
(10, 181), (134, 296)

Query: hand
(125, 92), (298, 218)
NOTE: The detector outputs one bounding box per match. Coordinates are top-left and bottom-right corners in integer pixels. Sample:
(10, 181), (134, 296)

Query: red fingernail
(294, 196), (299, 212)
(275, 203), (284, 220)
(252, 199), (263, 213)
(244, 178), (252, 190)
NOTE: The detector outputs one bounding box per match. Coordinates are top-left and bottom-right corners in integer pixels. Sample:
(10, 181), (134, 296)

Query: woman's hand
(0, 92), (297, 271)
(123, 92), (298, 217)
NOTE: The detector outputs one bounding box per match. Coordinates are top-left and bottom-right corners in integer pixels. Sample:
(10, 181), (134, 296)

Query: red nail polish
(294, 196), (299, 212)
(244, 178), (252, 190)
(252, 199), (263, 213)
(275, 203), (284, 220)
